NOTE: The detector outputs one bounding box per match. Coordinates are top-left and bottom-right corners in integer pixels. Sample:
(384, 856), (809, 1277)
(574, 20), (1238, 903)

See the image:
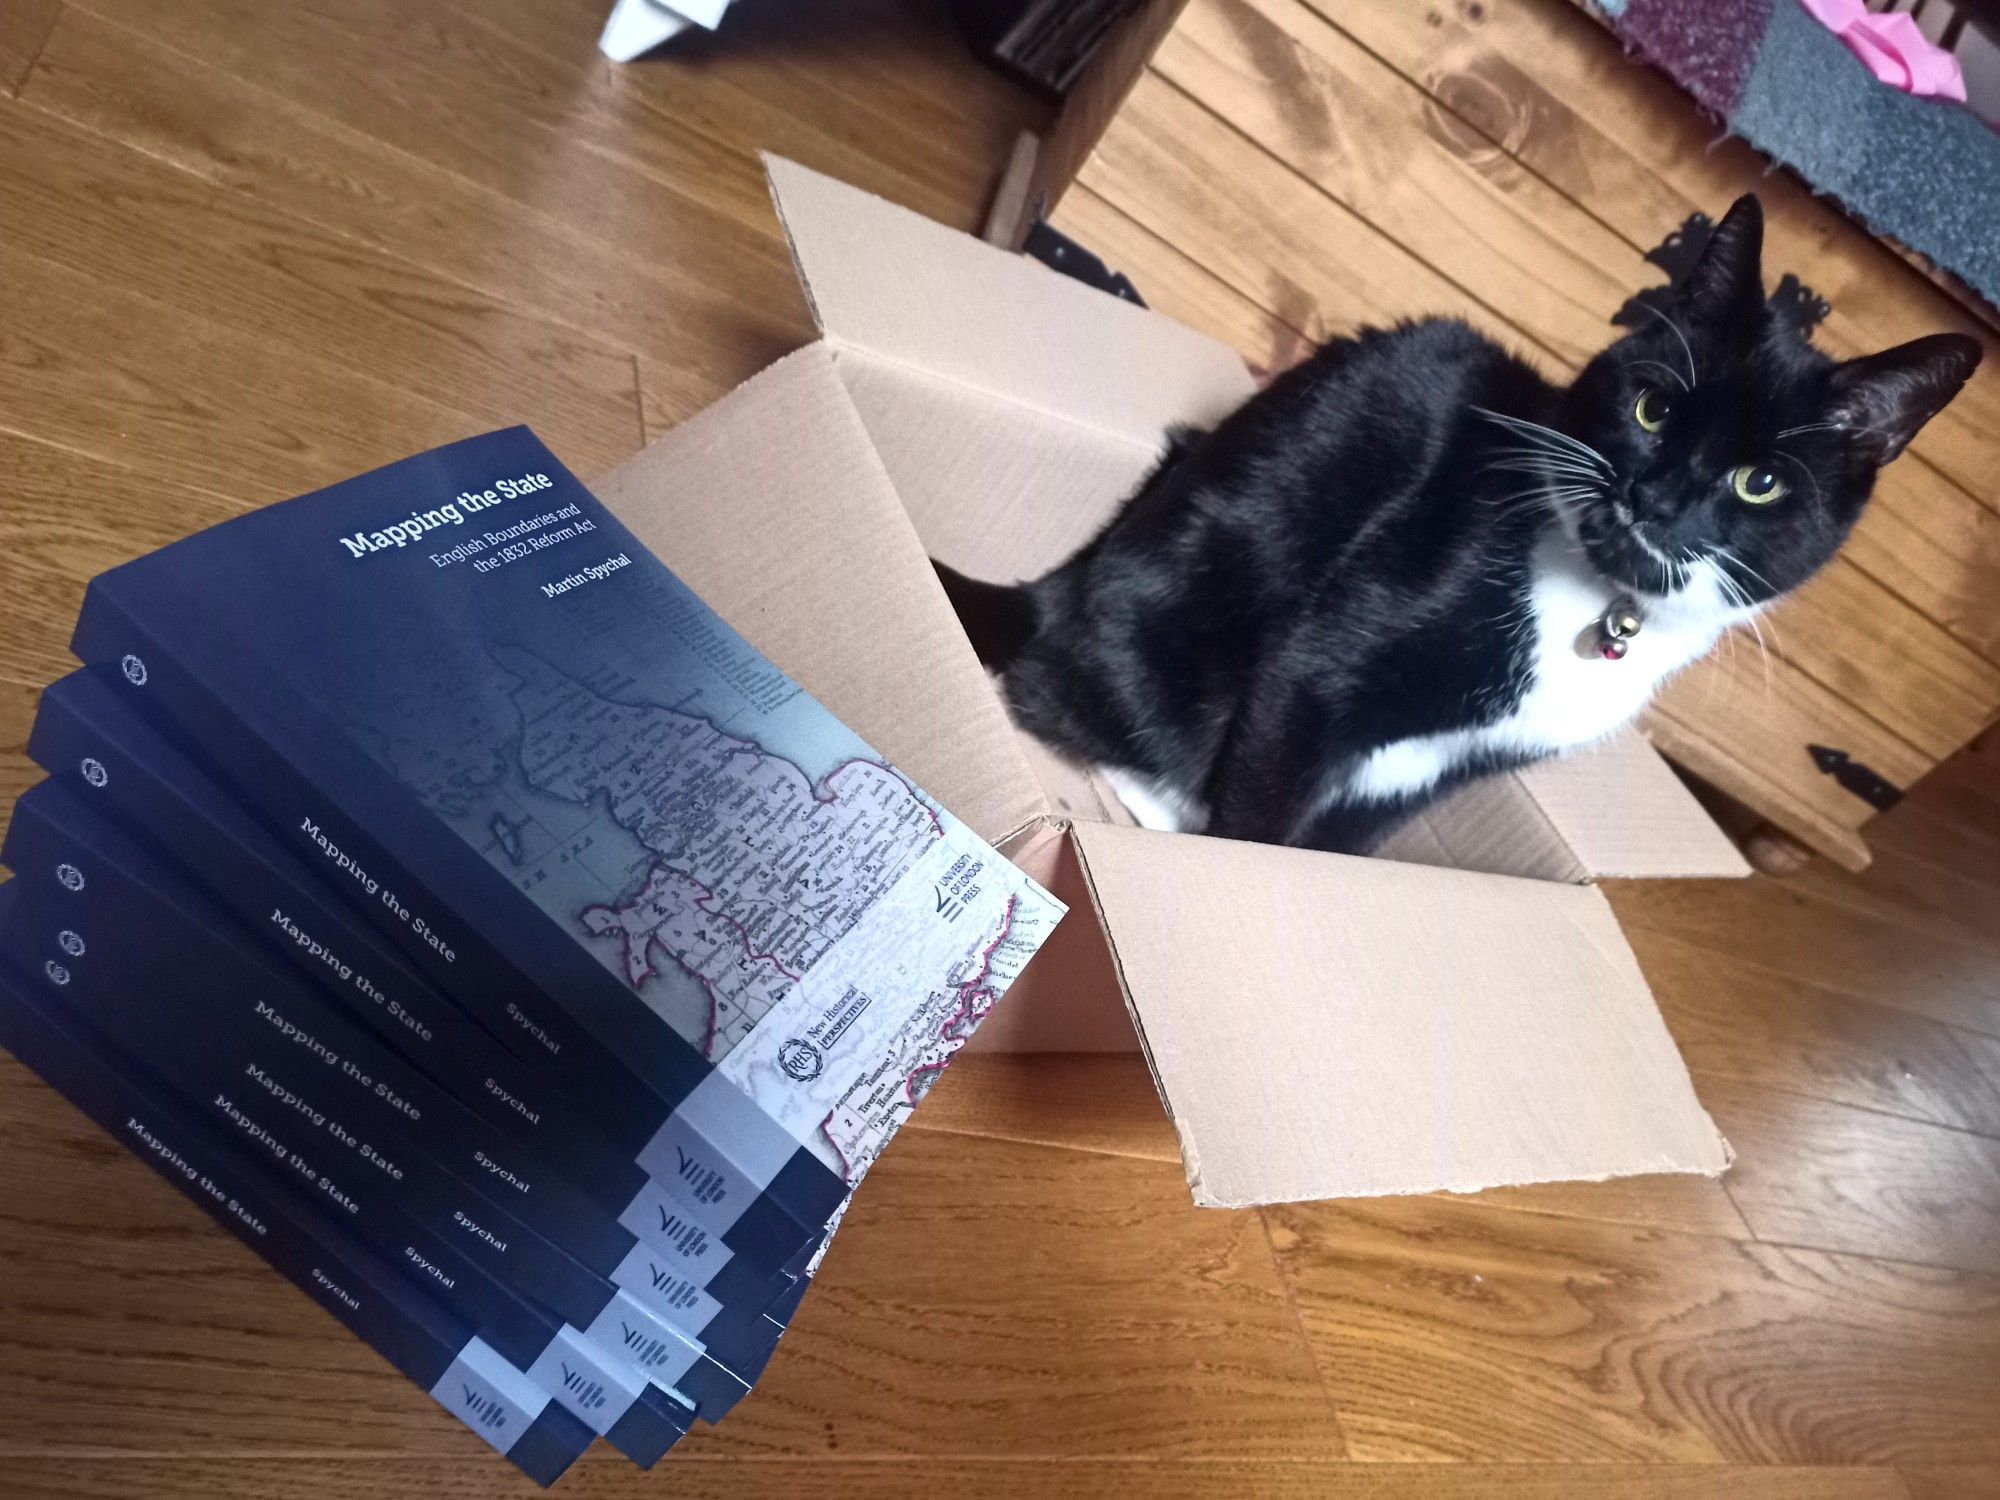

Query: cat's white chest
(1336, 544), (1735, 807)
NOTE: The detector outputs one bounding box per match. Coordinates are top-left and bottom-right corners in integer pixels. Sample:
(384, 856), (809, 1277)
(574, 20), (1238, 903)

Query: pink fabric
(1798, 0), (1968, 101)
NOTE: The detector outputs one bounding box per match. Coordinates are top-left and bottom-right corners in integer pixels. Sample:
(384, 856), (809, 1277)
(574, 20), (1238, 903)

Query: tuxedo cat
(937, 195), (1981, 853)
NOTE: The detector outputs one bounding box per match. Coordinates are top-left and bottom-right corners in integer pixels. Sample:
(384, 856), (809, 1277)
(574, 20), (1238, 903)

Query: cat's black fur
(936, 196), (1981, 852)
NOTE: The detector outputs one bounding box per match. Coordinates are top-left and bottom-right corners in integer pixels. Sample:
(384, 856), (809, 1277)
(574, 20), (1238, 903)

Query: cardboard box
(594, 158), (1745, 1208)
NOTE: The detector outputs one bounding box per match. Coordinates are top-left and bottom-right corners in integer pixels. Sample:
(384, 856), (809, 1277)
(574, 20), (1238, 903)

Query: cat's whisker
(1470, 407), (1614, 475)
(1771, 450), (1824, 506)
(1620, 357), (1690, 393)
(1704, 551), (1775, 699)
(1629, 301), (1698, 388)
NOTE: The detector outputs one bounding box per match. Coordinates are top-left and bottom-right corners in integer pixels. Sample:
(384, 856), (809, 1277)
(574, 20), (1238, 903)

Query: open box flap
(1513, 732), (1750, 880)
(591, 346), (1049, 847)
(1376, 732), (1750, 884)
(1069, 820), (1731, 1207)
(763, 155), (1256, 450)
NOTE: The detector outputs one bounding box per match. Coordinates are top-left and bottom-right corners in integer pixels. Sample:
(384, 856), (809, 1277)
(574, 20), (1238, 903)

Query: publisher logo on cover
(778, 1039), (823, 1082)
(120, 654), (148, 687)
(55, 863), (85, 893)
(79, 757), (108, 789)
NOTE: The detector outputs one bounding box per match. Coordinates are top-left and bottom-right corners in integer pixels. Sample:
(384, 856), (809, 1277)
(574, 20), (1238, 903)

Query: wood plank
(1078, 68), (1559, 363)
(1630, 927), (2000, 1137)
(1607, 875), (2000, 1039)
(0, 1459), (1924, 1499)
(465, 0), (1048, 236)
(0, 0), (60, 95)
(23, 7), (803, 428)
(1765, 560), (2000, 763)
(1265, 1190), (2000, 1463)
(1784, 838), (2000, 960)
(70, 0), (795, 284)
(1039, 0), (1193, 205)
(4, 1073), (1343, 1459)
(1157, 0), (1640, 369)
(1901, 1467), (2000, 1500)
(1646, 636), (1934, 869)
(1840, 456), (2000, 666)
(0, 434), (245, 690)
(1321, 0), (2000, 508)
(1697, 1074), (2000, 1273)
(0, 239), (489, 511)
(1865, 800), (2000, 881)
(1050, 181), (1315, 377)
(0, 97), (642, 469)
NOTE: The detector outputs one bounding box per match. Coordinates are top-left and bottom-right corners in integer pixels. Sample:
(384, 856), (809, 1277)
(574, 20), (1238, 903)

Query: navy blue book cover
(0, 855), (750, 1426)
(0, 935), (604, 1485)
(73, 428), (1061, 1239)
(28, 667), (804, 1289)
(0, 779), (787, 1385)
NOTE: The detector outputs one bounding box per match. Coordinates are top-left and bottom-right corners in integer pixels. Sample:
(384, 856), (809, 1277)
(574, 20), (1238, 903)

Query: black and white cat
(937, 196), (1981, 853)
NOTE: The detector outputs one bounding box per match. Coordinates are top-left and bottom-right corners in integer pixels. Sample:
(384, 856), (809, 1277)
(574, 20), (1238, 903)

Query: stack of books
(0, 429), (1064, 1485)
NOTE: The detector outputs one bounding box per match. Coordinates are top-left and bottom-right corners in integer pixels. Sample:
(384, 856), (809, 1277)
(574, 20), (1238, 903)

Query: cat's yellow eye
(1634, 388), (1672, 432)
(1732, 464), (1787, 505)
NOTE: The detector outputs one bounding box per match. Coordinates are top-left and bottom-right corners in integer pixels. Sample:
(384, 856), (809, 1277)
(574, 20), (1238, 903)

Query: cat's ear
(1678, 195), (1765, 326)
(1827, 333), (1983, 463)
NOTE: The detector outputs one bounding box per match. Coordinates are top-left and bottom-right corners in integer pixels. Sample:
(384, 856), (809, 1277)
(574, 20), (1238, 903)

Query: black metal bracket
(1809, 744), (1904, 811)
(1023, 221), (1148, 308)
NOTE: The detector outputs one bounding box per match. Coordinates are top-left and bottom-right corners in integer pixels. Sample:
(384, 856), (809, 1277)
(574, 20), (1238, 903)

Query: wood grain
(1697, 1075), (2000, 1273)
(1324, 0), (2000, 509)
(1266, 1191), (2000, 1464)
(1052, 182), (1314, 376)
(2, 0), (1999, 1490)
(1631, 928), (2000, 1137)
(0, 0), (59, 95)
(0, 1460), (1924, 1500)
(0, 100), (641, 469)
(1608, 875), (2000, 1038)
(22, 8), (804, 427)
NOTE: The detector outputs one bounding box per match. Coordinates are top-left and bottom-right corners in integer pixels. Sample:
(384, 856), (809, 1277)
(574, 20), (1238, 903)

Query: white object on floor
(599, 0), (732, 62)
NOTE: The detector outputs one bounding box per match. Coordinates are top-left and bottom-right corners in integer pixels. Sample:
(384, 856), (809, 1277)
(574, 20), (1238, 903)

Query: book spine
(75, 577), (842, 1247)
(27, 673), (802, 1287)
(0, 965), (600, 1486)
(26, 672), (647, 1202)
(1, 866), (750, 1422)
(0, 789), (783, 1384)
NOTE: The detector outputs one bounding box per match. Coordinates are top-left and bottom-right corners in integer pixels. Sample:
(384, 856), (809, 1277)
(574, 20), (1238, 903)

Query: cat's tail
(932, 561), (1036, 673)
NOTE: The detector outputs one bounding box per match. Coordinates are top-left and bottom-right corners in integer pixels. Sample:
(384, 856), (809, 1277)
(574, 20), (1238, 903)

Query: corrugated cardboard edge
(1514, 732), (1753, 881)
(1067, 822), (1733, 1208)
(761, 153), (1257, 451)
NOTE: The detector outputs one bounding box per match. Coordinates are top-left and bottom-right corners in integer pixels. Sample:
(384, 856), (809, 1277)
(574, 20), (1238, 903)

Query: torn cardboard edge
(591, 155), (1743, 1207)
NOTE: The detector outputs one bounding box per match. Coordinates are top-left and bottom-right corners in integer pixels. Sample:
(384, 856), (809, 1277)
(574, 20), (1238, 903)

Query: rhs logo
(778, 1039), (823, 1082)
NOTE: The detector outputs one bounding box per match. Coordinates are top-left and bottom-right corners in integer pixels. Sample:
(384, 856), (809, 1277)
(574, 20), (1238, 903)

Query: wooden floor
(1, 1), (1999, 1496)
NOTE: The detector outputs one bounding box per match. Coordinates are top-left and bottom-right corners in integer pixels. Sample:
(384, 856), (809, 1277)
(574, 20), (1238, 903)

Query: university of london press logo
(121, 654), (148, 687)
(43, 961), (70, 987)
(57, 931), (85, 958)
(80, 757), (108, 789)
(56, 863), (85, 893)
(778, 1038), (823, 1082)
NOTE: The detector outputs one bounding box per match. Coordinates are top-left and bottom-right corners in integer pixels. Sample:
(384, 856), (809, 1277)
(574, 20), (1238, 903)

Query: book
(27, 668), (805, 1293)
(0, 936), (604, 1486)
(73, 427), (1062, 1255)
(0, 780), (780, 1401)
